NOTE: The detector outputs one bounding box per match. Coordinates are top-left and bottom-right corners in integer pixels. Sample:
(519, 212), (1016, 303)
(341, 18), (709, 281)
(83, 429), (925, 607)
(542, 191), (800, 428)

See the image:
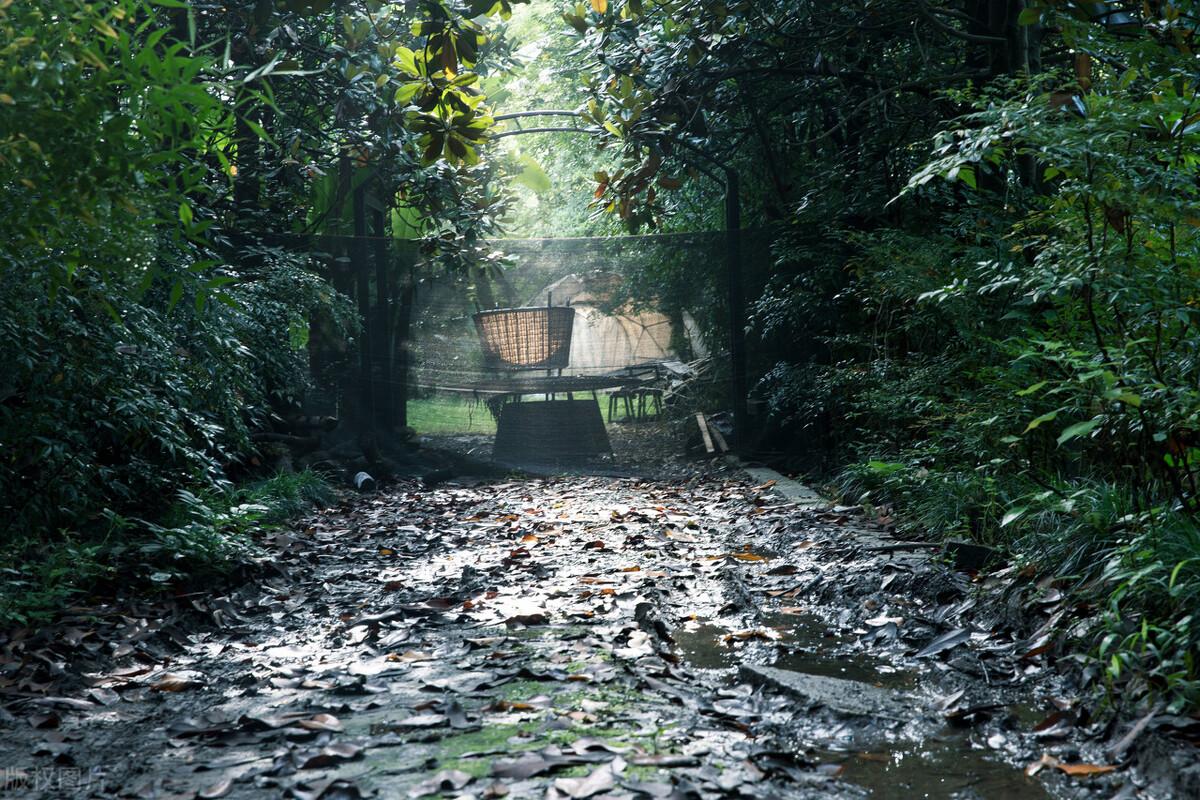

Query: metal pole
(353, 185), (373, 430)
(372, 205), (393, 431)
(724, 171), (748, 450)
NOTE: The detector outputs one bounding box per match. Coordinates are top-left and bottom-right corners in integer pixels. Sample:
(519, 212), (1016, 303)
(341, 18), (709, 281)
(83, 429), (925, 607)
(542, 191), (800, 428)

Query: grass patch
(408, 394), (496, 435)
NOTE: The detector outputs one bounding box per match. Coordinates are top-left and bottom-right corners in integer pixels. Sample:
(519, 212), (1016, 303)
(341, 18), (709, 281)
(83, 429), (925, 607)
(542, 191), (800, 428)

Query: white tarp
(530, 272), (705, 376)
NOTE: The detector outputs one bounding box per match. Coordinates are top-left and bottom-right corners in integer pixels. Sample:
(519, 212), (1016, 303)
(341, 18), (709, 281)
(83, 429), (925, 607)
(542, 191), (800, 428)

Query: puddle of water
(674, 614), (915, 689)
(773, 649), (912, 689)
(817, 733), (1051, 799)
(673, 623), (749, 669)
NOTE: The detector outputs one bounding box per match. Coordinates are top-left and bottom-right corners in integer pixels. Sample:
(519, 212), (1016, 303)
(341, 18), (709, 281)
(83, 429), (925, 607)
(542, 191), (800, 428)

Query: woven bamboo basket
(473, 306), (576, 370)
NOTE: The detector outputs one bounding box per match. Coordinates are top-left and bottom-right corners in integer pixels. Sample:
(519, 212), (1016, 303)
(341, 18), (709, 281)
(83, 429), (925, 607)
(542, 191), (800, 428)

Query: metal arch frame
(492, 110), (590, 139)
(490, 109), (750, 450)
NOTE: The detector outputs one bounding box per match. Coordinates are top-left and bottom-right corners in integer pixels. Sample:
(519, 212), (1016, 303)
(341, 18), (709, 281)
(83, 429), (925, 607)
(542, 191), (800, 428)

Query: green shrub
(0, 470), (335, 626)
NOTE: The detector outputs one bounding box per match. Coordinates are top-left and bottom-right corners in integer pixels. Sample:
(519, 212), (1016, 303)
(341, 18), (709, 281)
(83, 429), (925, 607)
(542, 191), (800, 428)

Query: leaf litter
(0, 460), (1183, 799)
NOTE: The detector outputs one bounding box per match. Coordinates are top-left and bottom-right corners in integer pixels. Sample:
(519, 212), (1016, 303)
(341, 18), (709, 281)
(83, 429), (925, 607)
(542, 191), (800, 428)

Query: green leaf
(394, 46), (418, 75)
(1056, 418), (1100, 446)
(1111, 391), (1141, 407)
(394, 81), (424, 105)
(956, 165), (976, 190)
(1016, 380), (1048, 397)
(168, 280), (183, 311)
(1023, 409), (1058, 433)
(178, 203), (193, 225)
(1169, 559), (1192, 590)
(1001, 507), (1027, 527)
(243, 116), (277, 145)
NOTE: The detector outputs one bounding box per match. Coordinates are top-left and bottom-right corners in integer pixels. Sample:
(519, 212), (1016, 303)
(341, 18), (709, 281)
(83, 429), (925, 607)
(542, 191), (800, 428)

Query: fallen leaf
(390, 713), (447, 729)
(1057, 762), (1118, 777)
(628, 754), (699, 767)
(297, 743), (363, 770)
(150, 672), (204, 692)
(553, 764), (615, 799)
(492, 752), (561, 780)
(298, 714), (343, 732)
(914, 628), (970, 659)
(1026, 754), (1057, 777)
(409, 769), (473, 798)
(722, 629), (780, 644)
(198, 778), (233, 799)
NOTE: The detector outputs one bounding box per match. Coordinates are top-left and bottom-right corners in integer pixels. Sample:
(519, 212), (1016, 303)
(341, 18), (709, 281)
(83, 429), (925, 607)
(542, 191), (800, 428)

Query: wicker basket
(474, 306), (576, 370)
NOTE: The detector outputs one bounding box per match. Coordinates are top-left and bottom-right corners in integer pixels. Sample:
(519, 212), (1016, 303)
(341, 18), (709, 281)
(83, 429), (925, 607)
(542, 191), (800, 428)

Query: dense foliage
(0, 0), (524, 621)
(5, 0), (1200, 718)
(563, 0), (1200, 712)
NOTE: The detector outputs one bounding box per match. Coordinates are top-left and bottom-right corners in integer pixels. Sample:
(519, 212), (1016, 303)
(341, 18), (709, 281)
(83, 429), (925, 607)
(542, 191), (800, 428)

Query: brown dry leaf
(729, 552), (768, 562)
(722, 629), (780, 644)
(796, 540), (817, 551)
(111, 665), (154, 679)
(1026, 753), (1058, 777)
(410, 769), (474, 798)
(298, 713), (343, 732)
(554, 764), (615, 799)
(297, 743), (363, 769)
(197, 778), (233, 798)
(1057, 762), (1118, 777)
(150, 672), (203, 692)
(620, 566), (641, 572)
(628, 754), (699, 767)
(486, 700), (538, 712)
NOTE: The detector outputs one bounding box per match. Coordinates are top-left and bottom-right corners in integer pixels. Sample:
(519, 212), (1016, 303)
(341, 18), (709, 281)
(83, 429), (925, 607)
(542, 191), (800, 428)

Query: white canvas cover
(529, 272), (704, 376)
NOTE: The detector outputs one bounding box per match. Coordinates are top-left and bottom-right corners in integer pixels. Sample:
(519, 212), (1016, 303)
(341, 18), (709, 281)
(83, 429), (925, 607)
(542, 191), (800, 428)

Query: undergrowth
(0, 470), (335, 627)
(831, 458), (1200, 713)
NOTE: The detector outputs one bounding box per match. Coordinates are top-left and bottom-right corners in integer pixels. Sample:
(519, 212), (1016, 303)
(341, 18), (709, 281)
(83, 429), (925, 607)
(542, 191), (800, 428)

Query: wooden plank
(695, 413), (715, 453)
(708, 419), (729, 453)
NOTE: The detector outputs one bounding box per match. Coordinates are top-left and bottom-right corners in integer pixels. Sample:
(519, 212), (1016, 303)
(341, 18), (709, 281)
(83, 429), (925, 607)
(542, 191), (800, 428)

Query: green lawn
(407, 394), (497, 435)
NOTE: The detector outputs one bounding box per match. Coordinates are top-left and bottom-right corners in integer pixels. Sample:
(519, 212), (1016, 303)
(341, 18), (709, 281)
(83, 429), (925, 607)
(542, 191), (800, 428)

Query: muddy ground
(1, 438), (1197, 799)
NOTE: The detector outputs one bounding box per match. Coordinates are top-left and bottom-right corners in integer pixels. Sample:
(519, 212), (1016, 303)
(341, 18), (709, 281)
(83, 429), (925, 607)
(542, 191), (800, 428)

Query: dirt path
(0, 467), (1172, 798)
